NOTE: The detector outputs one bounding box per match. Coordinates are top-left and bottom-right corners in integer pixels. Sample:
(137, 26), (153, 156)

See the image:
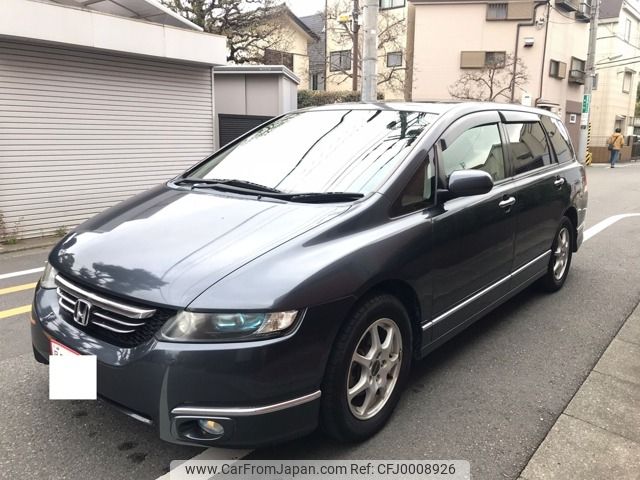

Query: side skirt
(419, 266), (547, 358)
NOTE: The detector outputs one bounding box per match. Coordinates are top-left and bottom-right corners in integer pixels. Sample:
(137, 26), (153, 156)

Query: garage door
(0, 40), (215, 239)
(218, 114), (272, 147)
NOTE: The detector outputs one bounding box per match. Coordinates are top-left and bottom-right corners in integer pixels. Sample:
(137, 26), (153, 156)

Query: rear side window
(503, 122), (552, 175)
(541, 116), (575, 163)
(440, 124), (506, 181)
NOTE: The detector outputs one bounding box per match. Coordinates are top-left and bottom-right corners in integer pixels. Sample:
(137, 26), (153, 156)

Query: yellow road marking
(0, 282), (37, 296)
(0, 305), (31, 319)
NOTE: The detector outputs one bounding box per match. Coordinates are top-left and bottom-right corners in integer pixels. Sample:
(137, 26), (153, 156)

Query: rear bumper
(30, 287), (352, 447)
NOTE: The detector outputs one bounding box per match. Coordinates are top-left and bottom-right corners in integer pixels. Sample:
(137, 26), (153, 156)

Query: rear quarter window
(503, 122), (552, 175)
(541, 116), (575, 163)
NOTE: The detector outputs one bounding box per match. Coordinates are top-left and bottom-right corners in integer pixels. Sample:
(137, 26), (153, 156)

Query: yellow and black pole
(585, 123), (593, 166)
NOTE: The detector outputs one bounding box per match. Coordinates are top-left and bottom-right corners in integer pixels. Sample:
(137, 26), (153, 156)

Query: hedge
(297, 90), (384, 108)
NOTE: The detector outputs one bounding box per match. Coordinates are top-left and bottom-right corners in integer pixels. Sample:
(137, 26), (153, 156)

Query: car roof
(302, 101), (559, 119)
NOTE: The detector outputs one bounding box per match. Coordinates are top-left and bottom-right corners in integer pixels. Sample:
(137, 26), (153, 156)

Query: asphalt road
(1, 163), (639, 480)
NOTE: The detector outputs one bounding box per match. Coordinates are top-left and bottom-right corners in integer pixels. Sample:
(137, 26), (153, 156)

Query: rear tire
(537, 216), (574, 292)
(320, 294), (412, 442)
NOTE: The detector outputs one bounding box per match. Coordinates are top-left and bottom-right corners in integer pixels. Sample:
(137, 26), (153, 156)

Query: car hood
(50, 186), (350, 307)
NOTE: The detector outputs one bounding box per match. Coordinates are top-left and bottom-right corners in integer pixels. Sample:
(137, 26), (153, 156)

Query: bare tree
(161, 0), (290, 64)
(448, 54), (528, 102)
(326, 0), (407, 92)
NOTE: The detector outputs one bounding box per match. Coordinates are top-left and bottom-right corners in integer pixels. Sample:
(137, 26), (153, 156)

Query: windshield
(186, 109), (438, 195)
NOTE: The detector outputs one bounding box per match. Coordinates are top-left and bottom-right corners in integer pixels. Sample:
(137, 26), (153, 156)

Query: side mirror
(448, 169), (494, 197)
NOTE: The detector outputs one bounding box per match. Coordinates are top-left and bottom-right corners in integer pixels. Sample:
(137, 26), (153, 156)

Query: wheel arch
(357, 279), (424, 359)
(563, 206), (578, 251)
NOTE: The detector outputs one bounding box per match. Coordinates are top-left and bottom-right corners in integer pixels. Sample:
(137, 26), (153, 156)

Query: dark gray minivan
(32, 102), (588, 447)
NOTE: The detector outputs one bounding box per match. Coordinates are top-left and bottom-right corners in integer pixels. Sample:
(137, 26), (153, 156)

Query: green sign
(582, 94), (591, 114)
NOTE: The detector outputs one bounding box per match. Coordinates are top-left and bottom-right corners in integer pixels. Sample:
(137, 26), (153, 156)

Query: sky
(286, 0), (325, 17)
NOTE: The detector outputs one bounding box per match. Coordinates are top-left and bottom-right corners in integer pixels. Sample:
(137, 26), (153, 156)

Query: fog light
(197, 419), (224, 436)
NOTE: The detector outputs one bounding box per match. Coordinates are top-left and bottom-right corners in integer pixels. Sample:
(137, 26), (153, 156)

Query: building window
(549, 59), (567, 79)
(380, 0), (405, 9)
(593, 73), (599, 90)
(625, 18), (632, 42)
(330, 50), (352, 72)
(487, 3), (508, 19)
(568, 57), (586, 84)
(485, 51), (506, 67)
(387, 51), (403, 67)
(311, 74), (319, 90)
(623, 70), (633, 93)
(264, 49), (294, 70)
(460, 51), (506, 68)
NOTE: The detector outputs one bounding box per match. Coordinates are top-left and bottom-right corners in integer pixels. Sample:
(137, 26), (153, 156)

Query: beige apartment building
(409, 0), (589, 147)
(259, 6), (318, 89)
(325, 0), (410, 99)
(590, 0), (640, 146)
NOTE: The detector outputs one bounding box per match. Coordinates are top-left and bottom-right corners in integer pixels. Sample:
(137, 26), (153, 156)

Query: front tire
(320, 294), (412, 442)
(537, 216), (574, 292)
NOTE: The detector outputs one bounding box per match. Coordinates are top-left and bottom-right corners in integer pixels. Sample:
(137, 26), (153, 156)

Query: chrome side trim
(422, 250), (551, 331)
(55, 275), (155, 319)
(511, 250), (552, 277)
(422, 276), (510, 331)
(171, 390), (321, 418)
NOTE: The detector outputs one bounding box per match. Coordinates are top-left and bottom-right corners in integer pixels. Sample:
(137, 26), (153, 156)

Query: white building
(0, 0), (227, 239)
(590, 0), (640, 146)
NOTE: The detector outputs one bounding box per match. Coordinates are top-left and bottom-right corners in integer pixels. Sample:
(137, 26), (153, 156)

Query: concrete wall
(0, 0), (226, 66)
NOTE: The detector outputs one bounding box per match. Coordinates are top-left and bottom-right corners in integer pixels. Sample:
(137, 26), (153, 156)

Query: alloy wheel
(553, 227), (570, 281)
(346, 318), (403, 420)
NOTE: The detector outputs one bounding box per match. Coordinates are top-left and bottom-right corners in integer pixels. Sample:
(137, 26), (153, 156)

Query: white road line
(0, 267), (44, 281)
(583, 213), (640, 242)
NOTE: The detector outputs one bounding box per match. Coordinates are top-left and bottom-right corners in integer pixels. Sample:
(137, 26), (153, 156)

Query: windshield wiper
(174, 178), (363, 203)
(174, 177), (282, 193)
(284, 192), (365, 203)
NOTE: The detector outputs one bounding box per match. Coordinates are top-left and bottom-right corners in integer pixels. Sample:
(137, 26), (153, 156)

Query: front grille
(55, 275), (175, 348)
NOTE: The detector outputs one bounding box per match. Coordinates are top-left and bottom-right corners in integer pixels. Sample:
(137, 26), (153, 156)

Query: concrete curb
(519, 301), (640, 480)
(0, 237), (59, 255)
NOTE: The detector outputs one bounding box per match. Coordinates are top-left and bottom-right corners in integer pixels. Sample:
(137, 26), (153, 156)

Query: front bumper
(31, 287), (352, 447)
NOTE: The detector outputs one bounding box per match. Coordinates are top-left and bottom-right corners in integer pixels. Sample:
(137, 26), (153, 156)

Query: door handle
(554, 177), (566, 187)
(498, 196), (516, 209)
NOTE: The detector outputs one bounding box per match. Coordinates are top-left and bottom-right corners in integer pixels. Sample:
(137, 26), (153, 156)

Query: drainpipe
(510, 0), (549, 103)
(536, 2), (551, 105)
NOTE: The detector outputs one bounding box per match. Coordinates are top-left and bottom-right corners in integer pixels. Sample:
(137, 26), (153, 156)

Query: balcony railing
(568, 69), (585, 84)
(556, 0), (579, 12)
(575, 1), (591, 21)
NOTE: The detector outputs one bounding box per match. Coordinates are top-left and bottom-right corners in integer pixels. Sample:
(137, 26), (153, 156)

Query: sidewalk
(519, 302), (640, 480)
(0, 235), (59, 255)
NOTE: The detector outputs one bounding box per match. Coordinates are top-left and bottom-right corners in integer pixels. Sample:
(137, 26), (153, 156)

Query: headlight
(40, 262), (58, 289)
(157, 310), (300, 342)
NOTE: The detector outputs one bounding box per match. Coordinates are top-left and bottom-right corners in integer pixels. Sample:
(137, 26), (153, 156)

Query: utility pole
(361, 0), (378, 102)
(577, 0), (600, 163)
(352, 0), (359, 92)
